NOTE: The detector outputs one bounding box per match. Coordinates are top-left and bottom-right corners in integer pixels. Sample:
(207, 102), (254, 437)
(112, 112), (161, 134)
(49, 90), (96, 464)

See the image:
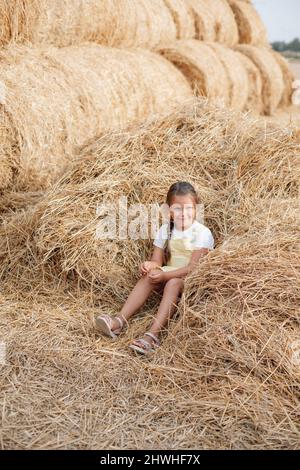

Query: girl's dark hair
(164, 181), (199, 265)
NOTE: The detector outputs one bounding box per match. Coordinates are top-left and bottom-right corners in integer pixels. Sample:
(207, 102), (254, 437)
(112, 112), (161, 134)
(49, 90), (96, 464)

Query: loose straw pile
(207, 0), (239, 46)
(206, 42), (248, 110)
(1, 99), (299, 296)
(0, 99), (300, 449)
(0, 101), (242, 290)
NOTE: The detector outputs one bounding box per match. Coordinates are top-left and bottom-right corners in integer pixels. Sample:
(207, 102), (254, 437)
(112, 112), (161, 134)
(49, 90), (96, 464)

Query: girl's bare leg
(110, 271), (164, 330)
(147, 278), (184, 340)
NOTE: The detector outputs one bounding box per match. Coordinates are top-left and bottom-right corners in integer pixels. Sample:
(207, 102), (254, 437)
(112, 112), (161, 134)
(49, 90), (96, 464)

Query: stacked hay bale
(0, 0), (296, 196)
(0, 44), (192, 192)
(236, 45), (284, 115)
(186, 0), (239, 46)
(0, 0), (239, 48)
(234, 50), (263, 114)
(159, 41), (232, 105)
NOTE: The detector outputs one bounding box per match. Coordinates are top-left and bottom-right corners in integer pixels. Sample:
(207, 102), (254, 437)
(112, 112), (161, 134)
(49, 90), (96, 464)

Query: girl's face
(169, 194), (196, 230)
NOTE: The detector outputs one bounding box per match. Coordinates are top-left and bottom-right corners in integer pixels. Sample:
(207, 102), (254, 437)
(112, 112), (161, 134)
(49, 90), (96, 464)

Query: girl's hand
(148, 269), (165, 284)
(139, 261), (159, 276)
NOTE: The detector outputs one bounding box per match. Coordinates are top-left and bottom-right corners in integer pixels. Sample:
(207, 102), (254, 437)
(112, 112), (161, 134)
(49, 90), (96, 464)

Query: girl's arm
(162, 248), (209, 281)
(149, 246), (164, 268)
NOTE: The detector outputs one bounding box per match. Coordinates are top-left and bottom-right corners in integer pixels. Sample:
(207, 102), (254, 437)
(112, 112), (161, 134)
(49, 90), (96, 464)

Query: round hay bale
(1, 268), (299, 451)
(266, 105), (300, 131)
(160, 40), (230, 105)
(173, 193), (300, 448)
(163, 0), (195, 39)
(234, 50), (263, 114)
(229, 197), (300, 239)
(0, 0), (177, 49)
(226, 124), (300, 232)
(236, 45), (284, 115)
(121, 0), (177, 48)
(235, 127), (300, 200)
(207, 0), (239, 46)
(228, 0), (268, 45)
(185, 199), (300, 323)
(271, 50), (295, 107)
(206, 42), (248, 110)
(0, 43), (192, 191)
(186, 0), (215, 42)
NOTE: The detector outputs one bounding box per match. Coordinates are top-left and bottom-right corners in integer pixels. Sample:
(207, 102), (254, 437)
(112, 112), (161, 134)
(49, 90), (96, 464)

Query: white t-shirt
(153, 220), (214, 251)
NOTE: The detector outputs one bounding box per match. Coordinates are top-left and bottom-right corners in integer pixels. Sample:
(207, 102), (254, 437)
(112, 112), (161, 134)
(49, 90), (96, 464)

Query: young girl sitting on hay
(95, 181), (214, 355)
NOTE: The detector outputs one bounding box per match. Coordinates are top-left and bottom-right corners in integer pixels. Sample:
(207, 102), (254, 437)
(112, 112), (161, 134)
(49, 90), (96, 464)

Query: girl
(95, 181), (214, 355)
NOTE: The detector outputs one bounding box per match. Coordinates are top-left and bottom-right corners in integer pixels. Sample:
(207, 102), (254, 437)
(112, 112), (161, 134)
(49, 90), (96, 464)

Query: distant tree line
(272, 38), (300, 52)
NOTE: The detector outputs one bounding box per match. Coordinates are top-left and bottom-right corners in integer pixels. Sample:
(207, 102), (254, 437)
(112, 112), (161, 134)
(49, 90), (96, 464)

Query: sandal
(129, 332), (160, 355)
(95, 314), (127, 339)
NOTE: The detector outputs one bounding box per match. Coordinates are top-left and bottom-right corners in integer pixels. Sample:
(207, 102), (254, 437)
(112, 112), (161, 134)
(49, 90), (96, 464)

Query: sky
(253, 0), (300, 42)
